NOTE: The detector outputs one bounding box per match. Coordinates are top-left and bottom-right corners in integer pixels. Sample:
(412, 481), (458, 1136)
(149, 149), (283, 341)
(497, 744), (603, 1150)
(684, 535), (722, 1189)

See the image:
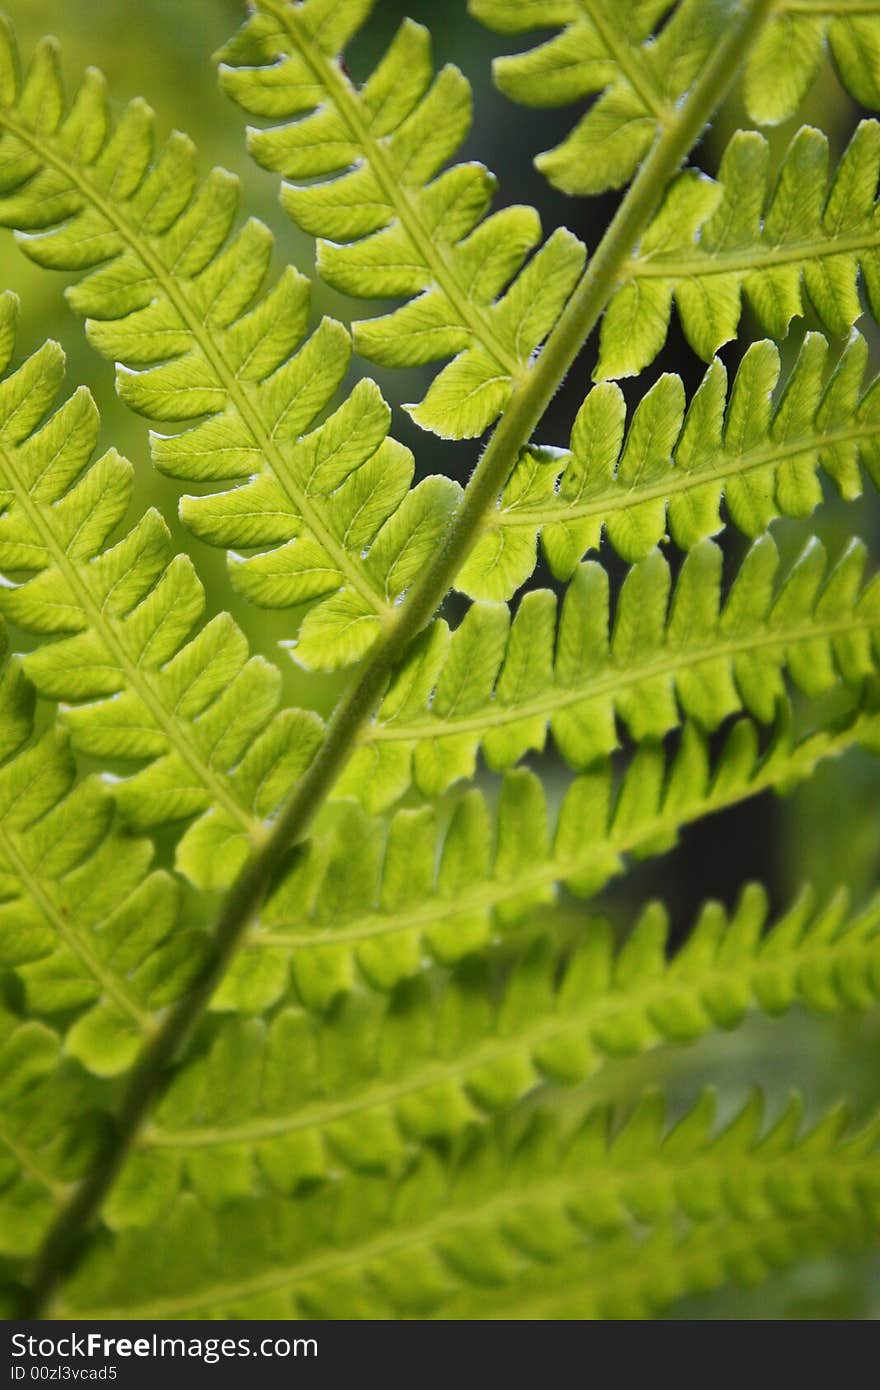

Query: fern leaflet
(461, 331), (880, 596)
(0, 296), (323, 891)
(473, 0), (880, 192)
(0, 647), (195, 1077)
(250, 702), (880, 1006)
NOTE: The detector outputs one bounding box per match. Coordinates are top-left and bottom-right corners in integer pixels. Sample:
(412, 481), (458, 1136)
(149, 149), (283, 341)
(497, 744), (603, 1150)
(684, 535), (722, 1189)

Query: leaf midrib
(576, 0), (672, 123)
(490, 421), (880, 528)
(0, 815), (150, 1028)
(0, 1117), (72, 1201)
(627, 227), (880, 279)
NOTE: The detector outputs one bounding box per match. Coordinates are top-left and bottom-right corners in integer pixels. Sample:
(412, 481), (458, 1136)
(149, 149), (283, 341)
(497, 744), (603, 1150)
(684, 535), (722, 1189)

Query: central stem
(24, 0), (777, 1316)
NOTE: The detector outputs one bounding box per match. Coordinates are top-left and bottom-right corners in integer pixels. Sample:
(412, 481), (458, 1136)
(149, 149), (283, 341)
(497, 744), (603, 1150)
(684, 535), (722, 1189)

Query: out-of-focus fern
(258, 702), (880, 1005)
(0, 640), (196, 1077)
(51, 1094), (880, 1318)
(2, 0), (880, 1326)
(107, 886), (880, 1226)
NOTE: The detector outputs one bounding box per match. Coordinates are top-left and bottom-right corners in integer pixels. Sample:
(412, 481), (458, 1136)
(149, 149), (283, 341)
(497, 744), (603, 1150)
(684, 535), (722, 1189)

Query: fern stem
(23, 0), (776, 1316)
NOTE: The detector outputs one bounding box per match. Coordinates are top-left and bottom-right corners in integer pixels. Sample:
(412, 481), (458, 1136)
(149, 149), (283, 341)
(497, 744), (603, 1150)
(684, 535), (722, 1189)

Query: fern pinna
(0, 0), (879, 1322)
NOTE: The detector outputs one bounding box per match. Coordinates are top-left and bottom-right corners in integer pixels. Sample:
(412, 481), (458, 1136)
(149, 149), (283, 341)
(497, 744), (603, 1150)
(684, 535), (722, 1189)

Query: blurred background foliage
(3, 0), (880, 1318)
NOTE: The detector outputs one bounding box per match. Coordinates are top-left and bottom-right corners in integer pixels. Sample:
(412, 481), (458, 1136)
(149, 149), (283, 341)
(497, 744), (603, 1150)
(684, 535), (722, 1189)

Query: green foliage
(52, 1093), (880, 1317)
(108, 884), (880, 1228)
(600, 121), (880, 379)
(344, 535), (880, 810)
(1, 0), (879, 1325)
(0, 17), (463, 673)
(463, 331), (880, 592)
(471, 1), (880, 189)
(469, 0), (728, 195)
(262, 702), (880, 1005)
(0, 1010), (104, 1257)
(219, 0), (586, 438)
(0, 292), (324, 890)
(0, 645), (194, 1077)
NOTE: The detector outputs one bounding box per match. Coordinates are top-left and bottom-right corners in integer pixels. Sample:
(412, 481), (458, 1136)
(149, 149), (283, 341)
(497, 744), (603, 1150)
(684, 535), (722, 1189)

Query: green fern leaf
(251, 701), (880, 1006)
(469, 0), (733, 195)
(0, 295), (323, 890)
(218, 0), (586, 438)
(745, 2), (880, 124)
(51, 1092), (880, 1318)
(102, 883), (880, 1227)
(599, 120), (880, 379)
(471, 2), (880, 195)
(340, 535), (880, 811)
(458, 331), (880, 596)
(6, 0), (880, 1322)
(0, 21), (452, 672)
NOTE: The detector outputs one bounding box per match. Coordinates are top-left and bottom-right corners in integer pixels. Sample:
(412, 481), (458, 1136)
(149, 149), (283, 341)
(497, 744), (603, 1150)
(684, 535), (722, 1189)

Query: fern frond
(101, 883), (880, 1227)
(471, 2), (880, 196)
(460, 331), (880, 597)
(745, 2), (880, 125)
(0, 21), (450, 672)
(218, 0), (586, 439)
(340, 535), (880, 812)
(250, 701), (880, 1006)
(599, 120), (880, 379)
(469, 0), (732, 196)
(54, 1093), (880, 1318)
(0, 295), (323, 891)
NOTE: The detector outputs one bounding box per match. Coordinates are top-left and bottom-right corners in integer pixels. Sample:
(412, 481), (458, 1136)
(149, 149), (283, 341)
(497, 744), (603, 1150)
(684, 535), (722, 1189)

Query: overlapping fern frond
(472, 1), (880, 190)
(101, 884), (880, 1227)
(0, 294), (323, 891)
(2, 0), (880, 1327)
(0, 1011), (104, 1259)
(0, 644), (194, 1076)
(255, 702), (880, 1005)
(600, 121), (880, 379)
(0, 21), (460, 672)
(469, 0), (727, 195)
(54, 1093), (880, 1318)
(343, 535), (880, 811)
(219, 0), (586, 438)
(461, 331), (880, 596)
